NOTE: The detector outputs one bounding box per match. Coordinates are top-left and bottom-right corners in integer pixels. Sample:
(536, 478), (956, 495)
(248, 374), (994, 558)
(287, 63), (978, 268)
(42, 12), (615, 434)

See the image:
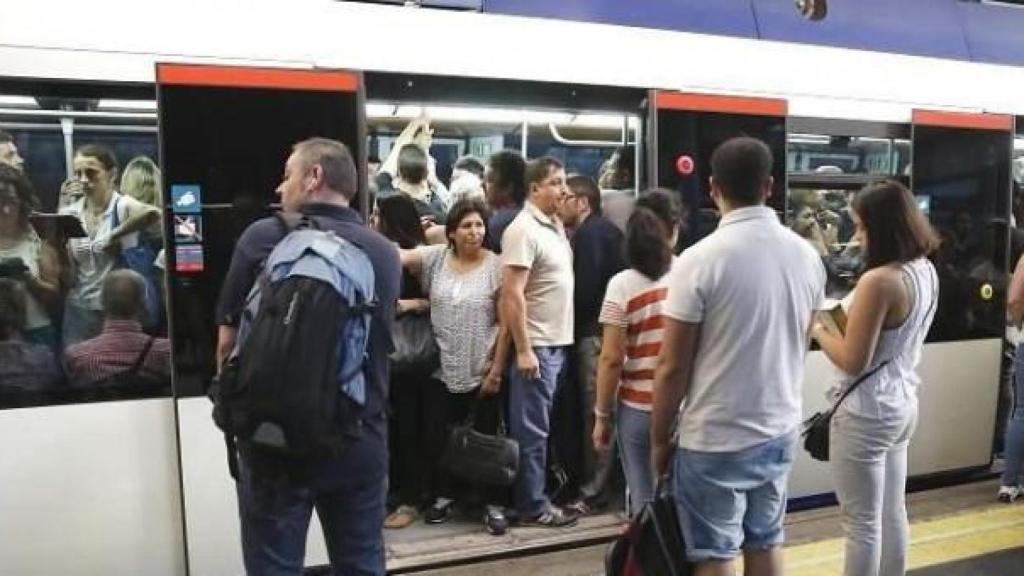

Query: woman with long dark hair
(811, 180), (939, 576)
(375, 194), (433, 530)
(591, 188), (682, 515)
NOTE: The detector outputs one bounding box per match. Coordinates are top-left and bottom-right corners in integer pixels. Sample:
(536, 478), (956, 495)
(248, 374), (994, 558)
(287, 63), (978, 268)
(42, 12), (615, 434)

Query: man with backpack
(215, 138), (400, 575)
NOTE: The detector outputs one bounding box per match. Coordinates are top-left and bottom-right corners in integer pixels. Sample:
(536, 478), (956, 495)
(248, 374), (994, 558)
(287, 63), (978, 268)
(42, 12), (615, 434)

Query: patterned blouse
(420, 245), (502, 393)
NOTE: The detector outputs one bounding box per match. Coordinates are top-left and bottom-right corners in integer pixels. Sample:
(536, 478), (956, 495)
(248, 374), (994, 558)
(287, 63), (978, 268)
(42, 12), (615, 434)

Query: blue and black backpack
(212, 213), (376, 478)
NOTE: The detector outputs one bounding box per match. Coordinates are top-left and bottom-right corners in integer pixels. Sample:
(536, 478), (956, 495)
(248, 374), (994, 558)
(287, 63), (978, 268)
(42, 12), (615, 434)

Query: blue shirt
(216, 203), (400, 421)
(485, 205), (522, 254)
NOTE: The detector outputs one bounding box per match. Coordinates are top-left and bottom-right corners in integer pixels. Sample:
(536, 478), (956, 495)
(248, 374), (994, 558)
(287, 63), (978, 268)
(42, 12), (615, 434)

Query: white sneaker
(997, 485), (1021, 503)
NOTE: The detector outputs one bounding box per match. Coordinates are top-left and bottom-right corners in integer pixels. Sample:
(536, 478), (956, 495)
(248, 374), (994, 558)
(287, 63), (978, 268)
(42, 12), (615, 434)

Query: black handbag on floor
(605, 482), (691, 576)
(442, 400), (519, 487)
(801, 360), (889, 461)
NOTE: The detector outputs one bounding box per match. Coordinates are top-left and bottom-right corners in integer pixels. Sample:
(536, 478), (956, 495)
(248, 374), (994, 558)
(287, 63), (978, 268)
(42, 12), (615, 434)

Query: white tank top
(0, 231), (51, 330)
(830, 258), (939, 419)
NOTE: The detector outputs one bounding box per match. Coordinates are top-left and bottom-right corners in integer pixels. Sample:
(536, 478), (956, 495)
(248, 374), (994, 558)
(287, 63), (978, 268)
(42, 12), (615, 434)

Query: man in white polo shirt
(501, 156), (577, 528)
(651, 137), (825, 576)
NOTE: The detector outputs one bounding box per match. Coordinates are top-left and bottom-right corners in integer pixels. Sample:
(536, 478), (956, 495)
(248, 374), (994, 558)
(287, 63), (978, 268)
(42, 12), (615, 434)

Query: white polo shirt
(501, 201), (574, 347)
(663, 206), (825, 452)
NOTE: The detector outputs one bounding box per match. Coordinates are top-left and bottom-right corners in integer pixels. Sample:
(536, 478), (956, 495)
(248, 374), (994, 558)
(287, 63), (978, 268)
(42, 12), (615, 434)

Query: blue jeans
(616, 402), (654, 516)
(508, 346), (566, 517)
(673, 431), (796, 562)
(236, 417), (387, 576)
(1002, 344), (1024, 487)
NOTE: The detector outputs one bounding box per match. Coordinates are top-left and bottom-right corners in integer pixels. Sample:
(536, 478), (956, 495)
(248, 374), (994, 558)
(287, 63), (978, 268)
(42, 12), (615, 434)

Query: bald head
(101, 269), (147, 320)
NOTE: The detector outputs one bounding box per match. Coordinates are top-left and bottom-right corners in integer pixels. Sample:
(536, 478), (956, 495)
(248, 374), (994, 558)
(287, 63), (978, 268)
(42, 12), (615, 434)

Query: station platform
(384, 479), (1024, 575)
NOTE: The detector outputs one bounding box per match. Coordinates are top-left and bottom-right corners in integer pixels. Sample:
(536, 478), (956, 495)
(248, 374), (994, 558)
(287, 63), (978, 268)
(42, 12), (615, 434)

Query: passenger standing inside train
(501, 156), (578, 527)
(592, 189), (681, 515)
(377, 118), (449, 219)
(558, 174), (625, 516)
(399, 198), (512, 535)
(215, 138), (400, 575)
(60, 145), (160, 346)
(812, 180), (938, 576)
(0, 164), (60, 348)
(651, 137), (825, 576)
(483, 150), (526, 254)
(376, 194), (434, 530)
(0, 129), (26, 173)
(1003, 249), (1024, 503)
(597, 146), (636, 234)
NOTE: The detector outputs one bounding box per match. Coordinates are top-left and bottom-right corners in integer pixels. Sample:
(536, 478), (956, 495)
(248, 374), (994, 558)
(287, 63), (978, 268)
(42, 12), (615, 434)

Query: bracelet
(594, 407), (612, 419)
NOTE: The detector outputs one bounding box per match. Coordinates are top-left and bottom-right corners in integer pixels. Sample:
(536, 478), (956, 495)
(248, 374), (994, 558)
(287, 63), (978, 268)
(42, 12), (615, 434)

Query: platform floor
(389, 479), (1024, 575)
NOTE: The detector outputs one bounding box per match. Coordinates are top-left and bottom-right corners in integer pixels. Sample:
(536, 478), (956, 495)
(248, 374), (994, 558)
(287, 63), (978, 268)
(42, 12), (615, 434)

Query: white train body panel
(0, 1), (1013, 574)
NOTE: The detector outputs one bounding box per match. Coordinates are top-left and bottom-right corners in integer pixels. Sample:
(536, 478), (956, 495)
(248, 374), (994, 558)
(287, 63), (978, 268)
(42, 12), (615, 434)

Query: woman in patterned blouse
(400, 197), (512, 536)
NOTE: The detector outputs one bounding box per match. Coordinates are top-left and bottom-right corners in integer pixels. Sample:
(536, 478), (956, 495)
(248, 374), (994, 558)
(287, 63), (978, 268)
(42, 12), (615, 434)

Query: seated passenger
(65, 269), (170, 388)
(0, 164), (60, 348)
(0, 278), (61, 391)
(59, 145), (160, 346)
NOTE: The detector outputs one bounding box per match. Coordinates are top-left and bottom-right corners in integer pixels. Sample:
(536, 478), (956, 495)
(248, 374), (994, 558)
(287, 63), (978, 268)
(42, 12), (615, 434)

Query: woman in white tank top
(812, 180), (939, 576)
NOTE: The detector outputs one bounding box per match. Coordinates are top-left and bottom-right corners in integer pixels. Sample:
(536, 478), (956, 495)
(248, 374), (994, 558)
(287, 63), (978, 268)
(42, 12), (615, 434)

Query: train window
(914, 124), (1012, 342)
(366, 103), (640, 192)
(655, 110), (787, 246)
(0, 94), (171, 409)
(784, 133), (911, 300)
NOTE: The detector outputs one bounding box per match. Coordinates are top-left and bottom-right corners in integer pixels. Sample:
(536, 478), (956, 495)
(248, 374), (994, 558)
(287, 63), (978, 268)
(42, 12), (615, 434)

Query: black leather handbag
(605, 482), (692, 576)
(801, 360), (889, 461)
(389, 312), (439, 374)
(442, 401), (519, 487)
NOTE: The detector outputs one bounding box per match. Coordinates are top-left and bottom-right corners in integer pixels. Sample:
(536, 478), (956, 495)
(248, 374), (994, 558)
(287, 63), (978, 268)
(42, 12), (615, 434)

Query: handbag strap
(827, 359), (889, 417)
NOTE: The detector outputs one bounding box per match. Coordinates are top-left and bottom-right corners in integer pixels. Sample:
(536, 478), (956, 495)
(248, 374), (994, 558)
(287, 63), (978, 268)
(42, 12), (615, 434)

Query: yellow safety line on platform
(782, 505), (1024, 576)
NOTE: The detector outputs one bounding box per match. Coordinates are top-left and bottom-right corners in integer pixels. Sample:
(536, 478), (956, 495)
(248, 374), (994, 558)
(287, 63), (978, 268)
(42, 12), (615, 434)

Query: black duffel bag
(442, 400), (519, 487)
(606, 481), (692, 576)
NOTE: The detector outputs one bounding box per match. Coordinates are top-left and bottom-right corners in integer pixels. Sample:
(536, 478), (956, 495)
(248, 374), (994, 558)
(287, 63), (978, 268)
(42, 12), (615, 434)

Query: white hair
(448, 172), (484, 204)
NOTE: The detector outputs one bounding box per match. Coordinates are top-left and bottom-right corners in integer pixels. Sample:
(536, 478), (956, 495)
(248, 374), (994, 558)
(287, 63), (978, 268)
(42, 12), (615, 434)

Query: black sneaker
(484, 505), (508, 536)
(424, 498), (454, 524)
(520, 506), (578, 528)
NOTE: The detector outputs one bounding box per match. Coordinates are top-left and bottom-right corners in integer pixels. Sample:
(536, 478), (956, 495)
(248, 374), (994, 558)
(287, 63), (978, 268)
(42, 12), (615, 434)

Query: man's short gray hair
(101, 269), (147, 320)
(293, 137), (358, 200)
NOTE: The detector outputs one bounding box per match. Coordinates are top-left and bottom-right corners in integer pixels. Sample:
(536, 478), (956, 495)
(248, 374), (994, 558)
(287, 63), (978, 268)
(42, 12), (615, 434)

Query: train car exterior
(0, 2), (1021, 574)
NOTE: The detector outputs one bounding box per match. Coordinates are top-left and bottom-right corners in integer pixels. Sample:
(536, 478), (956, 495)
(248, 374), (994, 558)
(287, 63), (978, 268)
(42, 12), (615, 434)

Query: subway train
(1, 2), (1023, 575)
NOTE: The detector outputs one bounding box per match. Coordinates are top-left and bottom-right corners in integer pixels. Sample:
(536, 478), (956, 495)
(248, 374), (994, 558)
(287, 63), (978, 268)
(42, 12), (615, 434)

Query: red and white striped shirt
(598, 266), (672, 411)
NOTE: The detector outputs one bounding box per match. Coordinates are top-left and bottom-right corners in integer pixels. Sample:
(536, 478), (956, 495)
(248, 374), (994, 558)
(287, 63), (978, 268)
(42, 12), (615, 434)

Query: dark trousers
(425, 383), (504, 504)
(389, 372), (444, 506)
(236, 417), (387, 576)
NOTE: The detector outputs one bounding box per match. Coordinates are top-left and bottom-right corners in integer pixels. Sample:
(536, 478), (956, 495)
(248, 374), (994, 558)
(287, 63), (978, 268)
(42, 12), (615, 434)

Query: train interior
(0, 71), (1019, 573)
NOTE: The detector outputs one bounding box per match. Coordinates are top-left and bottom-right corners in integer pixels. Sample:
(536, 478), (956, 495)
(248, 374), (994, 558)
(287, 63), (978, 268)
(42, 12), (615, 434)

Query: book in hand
(818, 292), (852, 336)
(29, 213), (87, 238)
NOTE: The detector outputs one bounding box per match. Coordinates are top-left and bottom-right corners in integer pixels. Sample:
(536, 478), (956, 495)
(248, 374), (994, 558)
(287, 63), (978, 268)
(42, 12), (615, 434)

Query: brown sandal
(384, 505), (418, 529)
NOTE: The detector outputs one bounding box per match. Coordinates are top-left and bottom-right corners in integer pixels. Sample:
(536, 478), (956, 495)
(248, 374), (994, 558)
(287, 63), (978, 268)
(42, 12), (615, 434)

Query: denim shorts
(672, 430), (796, 561)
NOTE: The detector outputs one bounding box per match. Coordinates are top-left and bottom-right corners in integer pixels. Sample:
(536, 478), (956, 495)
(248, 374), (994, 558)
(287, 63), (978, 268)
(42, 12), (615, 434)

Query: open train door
(647, 90), (787, 248)
(156, 63), (367, 576)
(910, 109), (1014, 475)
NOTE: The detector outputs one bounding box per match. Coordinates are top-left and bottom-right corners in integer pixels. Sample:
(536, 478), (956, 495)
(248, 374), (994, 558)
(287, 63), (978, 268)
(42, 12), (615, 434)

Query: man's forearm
(503, 290), (532, 354)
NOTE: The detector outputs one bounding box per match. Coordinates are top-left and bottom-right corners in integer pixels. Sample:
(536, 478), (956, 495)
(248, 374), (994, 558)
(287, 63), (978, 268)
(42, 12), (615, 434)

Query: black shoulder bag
(442, 399), (519, 487)
(801, 360), (889, 462)
(605, 479), (693, 576)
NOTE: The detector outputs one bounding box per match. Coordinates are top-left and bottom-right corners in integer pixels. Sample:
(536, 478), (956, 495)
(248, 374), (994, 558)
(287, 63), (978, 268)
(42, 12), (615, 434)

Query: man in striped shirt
(65, 269), (170, 387)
